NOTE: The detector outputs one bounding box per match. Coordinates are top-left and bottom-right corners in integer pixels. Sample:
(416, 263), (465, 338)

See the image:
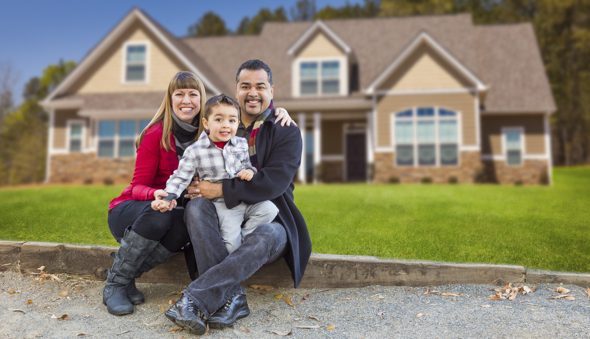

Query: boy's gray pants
(212, 199), (278, 254)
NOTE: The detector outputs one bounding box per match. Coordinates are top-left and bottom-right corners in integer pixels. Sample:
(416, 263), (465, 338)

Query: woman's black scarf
(171, 113), (199, 158)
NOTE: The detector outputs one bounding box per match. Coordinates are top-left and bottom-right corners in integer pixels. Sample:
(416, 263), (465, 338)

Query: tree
(379, 0), (455, 16)
(0, 62), (18, 124)
(188, 11), (228, 37)
(315, 0), (380, 19)
(0, 60), (76, 186)
(291, 0), (317, 21)
(236, 7), (288, 35)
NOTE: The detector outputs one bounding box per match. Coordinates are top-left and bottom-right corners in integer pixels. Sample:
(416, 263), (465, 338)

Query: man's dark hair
(235, 59), (273, 85)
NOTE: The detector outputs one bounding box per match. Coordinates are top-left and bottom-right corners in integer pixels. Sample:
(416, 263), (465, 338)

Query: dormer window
(296, 58), (345, 96)
(124, 43), (147, 82)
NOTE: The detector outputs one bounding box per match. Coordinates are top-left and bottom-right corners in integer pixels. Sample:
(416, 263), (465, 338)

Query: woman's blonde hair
(136, 71), (207, 151)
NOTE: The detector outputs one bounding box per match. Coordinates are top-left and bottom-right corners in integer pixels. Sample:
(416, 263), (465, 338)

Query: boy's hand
(237, 169), (254, 181)
(151, 199), (176, 212)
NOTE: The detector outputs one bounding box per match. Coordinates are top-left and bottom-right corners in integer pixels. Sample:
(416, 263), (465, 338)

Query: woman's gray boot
(103, 230), (159, 315)
(127, 243), (175, 305)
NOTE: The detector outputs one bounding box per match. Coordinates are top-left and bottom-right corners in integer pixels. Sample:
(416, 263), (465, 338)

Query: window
(125, 44), (146, 82)
(503, 128), (523, 166)
(299, 60), (340, 96)
(98, 119), (149, 158)
(394, 107), (459, 167)
(67, 121), (84, 152)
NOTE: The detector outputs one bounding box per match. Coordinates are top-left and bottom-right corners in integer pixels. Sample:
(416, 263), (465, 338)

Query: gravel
(1, 270), (589, 338)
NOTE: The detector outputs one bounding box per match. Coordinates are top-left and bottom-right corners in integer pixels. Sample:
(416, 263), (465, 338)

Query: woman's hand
(274, 107), (297, 127)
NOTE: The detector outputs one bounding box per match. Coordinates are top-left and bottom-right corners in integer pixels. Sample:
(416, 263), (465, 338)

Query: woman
(104, 71), (293, 316)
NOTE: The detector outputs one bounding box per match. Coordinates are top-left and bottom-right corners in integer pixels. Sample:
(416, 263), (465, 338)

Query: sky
(0, 0), (363, 104)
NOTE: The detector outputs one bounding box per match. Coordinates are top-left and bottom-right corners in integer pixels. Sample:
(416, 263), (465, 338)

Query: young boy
(152, 94), (278, 254)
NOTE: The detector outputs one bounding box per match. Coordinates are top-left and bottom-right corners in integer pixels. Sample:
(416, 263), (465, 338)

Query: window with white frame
(299, 60), (340, 96)
(394, 107), (459, 167)
(97, 119), (151, 158)
(125, 44), (146, 82)
(503, 128), (523, 166)
(67, 121), (84, 152)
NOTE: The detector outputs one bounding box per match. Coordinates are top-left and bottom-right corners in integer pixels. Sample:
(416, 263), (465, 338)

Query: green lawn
(1, 167), (589, 273)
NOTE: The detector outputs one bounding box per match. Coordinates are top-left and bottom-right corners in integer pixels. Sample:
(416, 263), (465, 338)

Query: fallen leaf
(586, 288), (590, 299)
(270, 329), (292, 336)
(26, 299), (33, 305)
(441, 292), (464, 297)
(51, 314), (69, 320)
(76, 333), (86, 337)
(489, 293), (503, 301)
(38, 266), (45, 271)
(9, 308), (26, 314)
(481, 304), (491, 308)
(7, 288), (17, 294)
(556, 287), (570, 294)
(370, 294), (385, 300)
(58, 289), (69, 298)
(416, 313), (425, 318)
(326, 324), (336, 331)
(301, 293), (310, 301)
(238, 326), (251, 333)
(295, 325), (320, 329)
(169, 326), (184, 333)
(249, 284), (274, 292)
(377, 311), (385, 318)
(308, 315), (320, 321)
(551, 294), (575, 300)
(274, 293), (284, 300)
(283, 295), (295, 307)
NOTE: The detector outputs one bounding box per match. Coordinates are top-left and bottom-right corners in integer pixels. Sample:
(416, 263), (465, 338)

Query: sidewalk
(1, 270), (589, 338)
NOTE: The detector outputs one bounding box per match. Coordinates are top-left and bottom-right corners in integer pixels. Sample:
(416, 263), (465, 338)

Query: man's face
(236, 69), (273, 122)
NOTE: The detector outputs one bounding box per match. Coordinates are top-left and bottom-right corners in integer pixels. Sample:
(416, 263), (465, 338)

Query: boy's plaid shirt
(165, 131), (256, 197)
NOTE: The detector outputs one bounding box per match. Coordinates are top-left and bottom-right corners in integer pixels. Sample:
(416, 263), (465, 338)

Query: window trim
(292, 56), (348, 97)
(391, 107), (462, 167)
(122, 41), (150, 84)
(66, 119), (86, 153)
(501, 126), (525, 167)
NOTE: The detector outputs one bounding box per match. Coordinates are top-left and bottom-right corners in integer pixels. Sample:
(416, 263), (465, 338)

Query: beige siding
(53, 110), (85, 149)
(481, 114), (546, 155)
(380, 45), (472, 91)
(298, 32), (345, 58)
(375, 92), (477, 147)
(75, 23), (182, 94)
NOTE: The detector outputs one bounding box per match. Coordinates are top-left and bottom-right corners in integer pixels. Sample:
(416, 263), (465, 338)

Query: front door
(345, 132), (366, 181)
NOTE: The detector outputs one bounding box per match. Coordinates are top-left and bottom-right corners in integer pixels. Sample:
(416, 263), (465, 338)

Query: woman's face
(171, 88), (201, 123)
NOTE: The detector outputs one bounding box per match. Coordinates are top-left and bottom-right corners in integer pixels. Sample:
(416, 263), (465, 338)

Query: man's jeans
(184, 198), (287, 317)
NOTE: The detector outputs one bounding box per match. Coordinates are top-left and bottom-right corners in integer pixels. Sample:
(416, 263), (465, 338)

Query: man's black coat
(223, 112), (311, 287)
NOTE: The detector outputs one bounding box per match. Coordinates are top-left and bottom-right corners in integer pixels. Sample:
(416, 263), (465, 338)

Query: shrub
(83, 177), (93, 185)
(421, 177), (432, 184)
(448, 176), (458, 184)
(103, 177), (114, 186)
(388, 176), (400, 184)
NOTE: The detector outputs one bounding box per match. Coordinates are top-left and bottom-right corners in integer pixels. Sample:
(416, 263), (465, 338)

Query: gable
(297, 32), (346, 58)
(379, 44), (473, 92)
(72, 23), (182, 94)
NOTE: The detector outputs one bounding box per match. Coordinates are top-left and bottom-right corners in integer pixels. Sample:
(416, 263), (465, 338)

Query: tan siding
(53, 110), (84, 149)
(481, 114), (545, 155)
(298, 32), (345, 58)
(375, 92), (477, 147)
(75, 23), (182, 94)
(380, 45), (472, 91)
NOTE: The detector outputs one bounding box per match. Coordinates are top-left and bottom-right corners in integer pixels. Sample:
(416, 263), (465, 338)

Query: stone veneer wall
(481, 160), (549, 185)
(373, 151), (482, 183)
(50, 154), (135, 184)
(321, 161), (344, 182)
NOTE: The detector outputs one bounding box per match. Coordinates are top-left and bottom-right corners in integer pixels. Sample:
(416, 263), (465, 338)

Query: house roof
(44, 10), (556, 114)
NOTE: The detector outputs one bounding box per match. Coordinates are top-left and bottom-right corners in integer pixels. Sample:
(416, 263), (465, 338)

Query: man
(165, 59), (311, 334)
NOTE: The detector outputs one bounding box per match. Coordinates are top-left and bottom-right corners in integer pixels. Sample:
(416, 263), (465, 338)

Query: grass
(1, 167), (589, 273)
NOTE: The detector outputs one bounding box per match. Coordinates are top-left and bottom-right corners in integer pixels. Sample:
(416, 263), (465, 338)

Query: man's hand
(237, 169), (254, 181)
(274, 107), (296, 127)
(197, 181), (223, 199)
(185, 176), (201, 199)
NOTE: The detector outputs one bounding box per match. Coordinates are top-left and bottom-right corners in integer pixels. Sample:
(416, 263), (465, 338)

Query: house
(41, 8), (555, 185)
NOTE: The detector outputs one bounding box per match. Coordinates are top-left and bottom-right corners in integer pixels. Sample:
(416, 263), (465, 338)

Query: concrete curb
(1, 240), (589, 287)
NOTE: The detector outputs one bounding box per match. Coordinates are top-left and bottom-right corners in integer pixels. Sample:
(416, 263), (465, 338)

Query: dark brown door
(346, 132), (366, 181)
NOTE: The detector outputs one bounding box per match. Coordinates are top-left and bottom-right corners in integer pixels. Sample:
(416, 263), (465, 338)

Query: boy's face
(202, 104), (239, 143)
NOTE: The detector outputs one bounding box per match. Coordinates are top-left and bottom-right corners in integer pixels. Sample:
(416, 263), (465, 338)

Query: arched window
(394, 107), (459, 167)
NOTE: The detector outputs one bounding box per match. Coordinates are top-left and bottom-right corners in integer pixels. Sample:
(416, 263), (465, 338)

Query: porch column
(366, 110), (374, 182)
(298, 113), (306, 183)
(313, 112), (321, 183)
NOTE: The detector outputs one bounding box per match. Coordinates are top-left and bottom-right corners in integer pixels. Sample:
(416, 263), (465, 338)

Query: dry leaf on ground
(58, 289), (69, 298)
(308, 315), (320, 321)
(441, 292), (465, 297)
(249, 284), (274, 292)
(51, 314), (69, 320)
(416, 313), (425, 318)
(7, 288), (17, 294)
(326, 324), (336, 331)
(585, 288), (590, 299)
(488, 283), (535, 301)
(283, 295), (295, 307)
(551, 294), (575, 301)
(270, 329), (292, 336)
(169, 326), (184, 333)
(295, 325), (320, 329)
(9, 308), (25, 314)
(26, 299), (33, 304)
(556, 287), (570, 294)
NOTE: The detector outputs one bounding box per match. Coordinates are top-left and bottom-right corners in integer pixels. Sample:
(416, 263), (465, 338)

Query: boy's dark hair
(204, 94), (241, 120)
(235, 59), (273, 85)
